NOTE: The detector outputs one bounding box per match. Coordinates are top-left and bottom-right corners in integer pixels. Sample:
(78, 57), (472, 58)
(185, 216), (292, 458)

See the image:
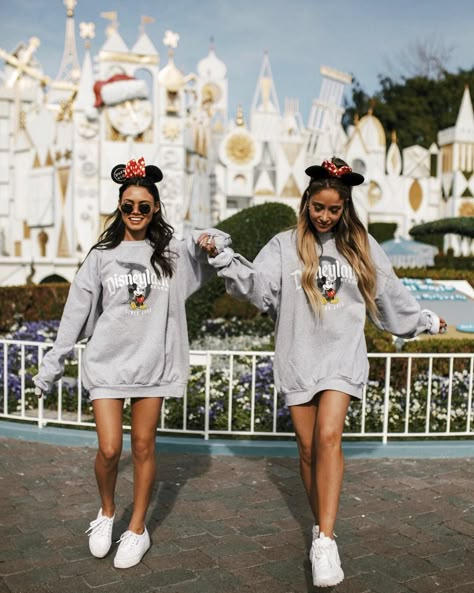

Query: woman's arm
(178, 229), (231, 298)
(369, 237), (446, 337)
(199, 234), (283, 318)
(33, 250), (102, 394)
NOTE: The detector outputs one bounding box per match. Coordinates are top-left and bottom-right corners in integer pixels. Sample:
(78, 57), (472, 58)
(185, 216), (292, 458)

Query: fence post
(382, 357), (391, 444)
(204, 353), (211, 440)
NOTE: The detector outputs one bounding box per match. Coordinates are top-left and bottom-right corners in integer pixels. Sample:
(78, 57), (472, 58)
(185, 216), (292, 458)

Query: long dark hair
(92, 178), (175, 279)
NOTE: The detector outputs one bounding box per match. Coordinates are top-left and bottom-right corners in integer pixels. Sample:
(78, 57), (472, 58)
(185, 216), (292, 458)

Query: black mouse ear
(145, 165), (163, 183)
(111, 164), (127, 184)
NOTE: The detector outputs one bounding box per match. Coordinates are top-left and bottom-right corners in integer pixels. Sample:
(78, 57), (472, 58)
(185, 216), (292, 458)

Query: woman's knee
(315, 426), (343, 450)
(97, 443), (121, 466)
(297, 440), (314, 467)
(131, 437), (156, 463)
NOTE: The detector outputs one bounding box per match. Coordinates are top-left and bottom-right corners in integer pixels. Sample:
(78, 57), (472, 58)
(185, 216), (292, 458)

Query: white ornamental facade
(0, 3), (472, 285)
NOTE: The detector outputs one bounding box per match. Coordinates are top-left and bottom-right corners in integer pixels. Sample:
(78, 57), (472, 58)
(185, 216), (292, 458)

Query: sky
(1, 0), (473, 123)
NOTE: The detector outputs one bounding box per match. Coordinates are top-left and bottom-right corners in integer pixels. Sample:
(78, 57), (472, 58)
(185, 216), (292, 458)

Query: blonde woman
(201, 157), (447, 587)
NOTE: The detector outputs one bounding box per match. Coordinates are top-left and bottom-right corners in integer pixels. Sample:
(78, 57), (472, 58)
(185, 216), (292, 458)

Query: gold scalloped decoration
(226, 133), (255, 164)
(409, 180), (422, 211)
(459, 202), (474, 216)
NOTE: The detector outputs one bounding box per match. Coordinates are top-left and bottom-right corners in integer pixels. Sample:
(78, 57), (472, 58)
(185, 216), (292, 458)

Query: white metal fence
(1, 338), (473, 443)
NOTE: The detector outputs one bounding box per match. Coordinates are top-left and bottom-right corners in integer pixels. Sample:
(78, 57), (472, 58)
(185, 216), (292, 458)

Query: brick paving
(0, 437), (473, 593)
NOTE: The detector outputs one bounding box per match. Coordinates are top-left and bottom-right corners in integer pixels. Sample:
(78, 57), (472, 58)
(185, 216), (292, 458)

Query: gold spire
(235, 104), (245, 127)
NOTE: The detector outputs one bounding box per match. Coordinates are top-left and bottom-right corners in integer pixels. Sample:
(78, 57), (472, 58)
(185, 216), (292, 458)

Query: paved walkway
(1, 437), (474, 593)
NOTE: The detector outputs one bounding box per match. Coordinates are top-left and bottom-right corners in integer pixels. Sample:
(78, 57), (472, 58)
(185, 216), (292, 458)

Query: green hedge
(368, 222), (398, 244)
(0, 283), (70, 332)
(410, 217), (474, 239)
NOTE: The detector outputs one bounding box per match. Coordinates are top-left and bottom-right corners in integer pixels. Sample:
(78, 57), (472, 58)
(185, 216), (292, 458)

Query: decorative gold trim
(99, 50), (159, 65)
(409, 179), (423, 212)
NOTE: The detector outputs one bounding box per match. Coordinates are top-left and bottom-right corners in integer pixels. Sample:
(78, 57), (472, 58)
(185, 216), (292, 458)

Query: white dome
(158, 56), (185, 91)
(197, 48), (227, 80)
(359, 111), (386, 150)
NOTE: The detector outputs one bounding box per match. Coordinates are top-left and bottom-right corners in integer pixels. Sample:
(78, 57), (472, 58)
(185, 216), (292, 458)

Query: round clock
(107, 99), (153, 137)
(225, 133), (255, 164)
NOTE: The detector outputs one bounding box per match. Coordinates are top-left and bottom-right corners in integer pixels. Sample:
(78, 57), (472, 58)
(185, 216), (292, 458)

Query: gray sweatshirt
(210, 230), (441, 404)
(34, 231), (229, 400)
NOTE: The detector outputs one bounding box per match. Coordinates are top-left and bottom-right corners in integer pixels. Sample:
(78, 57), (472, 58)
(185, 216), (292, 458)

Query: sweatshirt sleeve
(33, 249), (102, 393)
(208, 235), (282, 319)
(180, 228), (232, 298)
(369, 236), (441, 338)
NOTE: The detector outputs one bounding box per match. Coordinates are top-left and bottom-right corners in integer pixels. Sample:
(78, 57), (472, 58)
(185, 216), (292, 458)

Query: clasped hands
(197, 233), (218, 257)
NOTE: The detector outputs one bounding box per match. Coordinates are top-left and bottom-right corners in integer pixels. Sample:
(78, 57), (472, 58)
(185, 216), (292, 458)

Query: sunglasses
(120, 202), (153, 215)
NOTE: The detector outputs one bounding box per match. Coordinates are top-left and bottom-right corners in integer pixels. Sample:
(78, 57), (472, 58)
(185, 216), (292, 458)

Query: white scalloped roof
(198, 48), (227, 79)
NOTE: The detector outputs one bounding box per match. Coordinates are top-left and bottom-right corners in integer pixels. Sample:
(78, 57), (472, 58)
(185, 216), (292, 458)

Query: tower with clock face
(218, 107), (261, 215)
(197, 46), (228, 138)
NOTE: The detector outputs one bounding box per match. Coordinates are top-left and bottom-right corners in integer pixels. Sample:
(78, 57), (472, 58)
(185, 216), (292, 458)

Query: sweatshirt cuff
(33, 374), (50, 394)
(192, 229), (232, 254)
(421, 309), (440, 335)
(209, 247), (235, 268)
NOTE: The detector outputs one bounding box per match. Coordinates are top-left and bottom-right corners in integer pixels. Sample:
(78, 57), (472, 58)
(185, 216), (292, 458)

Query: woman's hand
(439, 317), (448, 334)
(34, 386), (43, 399)
(197, 233), (218, 257)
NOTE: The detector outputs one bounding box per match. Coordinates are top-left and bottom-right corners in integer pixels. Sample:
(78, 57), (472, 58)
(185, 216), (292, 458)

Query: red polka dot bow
(124, 157), (146, 178)
(322, 160), (352, 177)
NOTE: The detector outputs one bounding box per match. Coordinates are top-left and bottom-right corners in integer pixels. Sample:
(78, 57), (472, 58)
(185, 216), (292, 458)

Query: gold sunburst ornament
(225, 134), (255, 164)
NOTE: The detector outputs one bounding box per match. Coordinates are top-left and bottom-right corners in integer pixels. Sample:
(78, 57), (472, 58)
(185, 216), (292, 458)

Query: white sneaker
(310, 531), (344, 588)
(114, 527), (150, 569)
(85, 509), (114, 558)
(308, 524), (320, 560)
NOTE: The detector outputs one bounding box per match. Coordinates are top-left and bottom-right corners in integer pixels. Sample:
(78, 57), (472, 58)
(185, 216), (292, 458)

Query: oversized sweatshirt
(209, 230), (441, 405)
(34, 231), (229, 400)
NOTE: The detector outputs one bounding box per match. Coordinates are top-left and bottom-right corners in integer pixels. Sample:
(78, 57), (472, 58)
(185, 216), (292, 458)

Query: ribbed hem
(284, 377), (363, 406)
(89, 382), (186, 400)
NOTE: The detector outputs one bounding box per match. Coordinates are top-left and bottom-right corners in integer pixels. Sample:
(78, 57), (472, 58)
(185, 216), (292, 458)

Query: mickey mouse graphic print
(104, 259), (171, 316)
(316, 255), (357, 307)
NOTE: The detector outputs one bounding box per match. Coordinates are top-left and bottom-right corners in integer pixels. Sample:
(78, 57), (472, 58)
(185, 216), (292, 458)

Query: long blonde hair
(296, 177), (379, 320)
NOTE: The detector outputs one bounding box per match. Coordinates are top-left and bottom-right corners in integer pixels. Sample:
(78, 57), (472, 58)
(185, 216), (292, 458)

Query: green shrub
(0, 283), (70, 332)
(368, 222), (398, 244)
(410, 217), (474, 239)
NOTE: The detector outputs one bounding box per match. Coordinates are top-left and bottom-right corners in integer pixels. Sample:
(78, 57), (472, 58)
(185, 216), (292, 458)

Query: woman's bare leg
(314, 390), (351, 538)
(128, 397), (163, 533)
(290, 399), (319, 522)
(92, 398), (124, 517)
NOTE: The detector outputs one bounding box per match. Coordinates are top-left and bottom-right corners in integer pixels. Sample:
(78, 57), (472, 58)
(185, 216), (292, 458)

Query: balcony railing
(1, 339), (473, 443)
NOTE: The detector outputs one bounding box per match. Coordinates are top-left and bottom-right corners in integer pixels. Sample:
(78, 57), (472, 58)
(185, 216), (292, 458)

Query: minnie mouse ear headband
(305, 158), (364, 186)
(111, 157), (163, 184)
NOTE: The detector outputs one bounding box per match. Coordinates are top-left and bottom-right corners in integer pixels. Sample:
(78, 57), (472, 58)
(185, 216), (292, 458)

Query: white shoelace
(85, 515), (113, 537)
(116, 530), (141, 549)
